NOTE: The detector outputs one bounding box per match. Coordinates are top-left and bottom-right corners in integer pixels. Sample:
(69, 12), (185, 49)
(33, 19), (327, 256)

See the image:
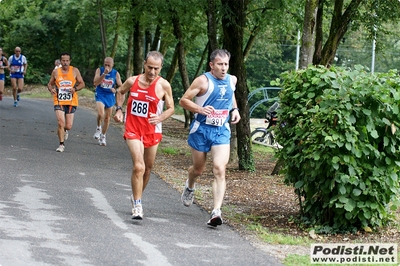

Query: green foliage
(274, 65), (400, 232)
(159, 147), (179, 155)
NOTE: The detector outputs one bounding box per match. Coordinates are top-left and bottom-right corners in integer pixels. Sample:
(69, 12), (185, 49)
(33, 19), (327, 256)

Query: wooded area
(1, 0), (400, 170)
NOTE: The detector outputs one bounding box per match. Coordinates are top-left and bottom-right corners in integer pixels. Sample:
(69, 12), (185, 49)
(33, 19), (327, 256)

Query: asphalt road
(0, 96), (282, 266)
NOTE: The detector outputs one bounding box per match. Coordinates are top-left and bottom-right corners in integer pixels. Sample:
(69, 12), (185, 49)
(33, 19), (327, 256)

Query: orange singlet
(53, 66), (78, 106)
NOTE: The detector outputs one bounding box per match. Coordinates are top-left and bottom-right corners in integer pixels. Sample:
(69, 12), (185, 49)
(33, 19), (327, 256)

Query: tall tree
(97, 0), (107, 59)
(221, 0), (253, 170)
(302, 0), (400, 66)
(300, 0), (318, 68)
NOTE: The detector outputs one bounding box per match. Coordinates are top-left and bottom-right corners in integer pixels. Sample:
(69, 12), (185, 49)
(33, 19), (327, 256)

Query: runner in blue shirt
(93, 57), (123, 146)
(8, 47), (27, 107)
(179, 49), (241, 227)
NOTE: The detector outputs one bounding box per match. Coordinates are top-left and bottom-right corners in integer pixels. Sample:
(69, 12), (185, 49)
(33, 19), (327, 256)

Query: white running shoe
(56, 144), (65, 152)
(99, 134), (106, 146)
(207, 209), (223, 227)
(181, 179), (195, 207)
(132, 204), (143, 220)
(93, 128), (101, 139)
(64, 130), (68, 140)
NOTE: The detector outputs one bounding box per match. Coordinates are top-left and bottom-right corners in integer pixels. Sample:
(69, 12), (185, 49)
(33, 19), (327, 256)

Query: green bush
(273, 65), (400, 233)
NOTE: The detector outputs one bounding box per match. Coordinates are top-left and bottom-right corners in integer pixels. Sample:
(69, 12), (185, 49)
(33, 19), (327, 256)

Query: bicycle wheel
(251, 129), (269, 145)
(264, 131), (274, 146)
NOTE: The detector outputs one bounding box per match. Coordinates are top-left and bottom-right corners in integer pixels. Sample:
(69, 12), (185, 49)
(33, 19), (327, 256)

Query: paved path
(0, 97), (282, 266)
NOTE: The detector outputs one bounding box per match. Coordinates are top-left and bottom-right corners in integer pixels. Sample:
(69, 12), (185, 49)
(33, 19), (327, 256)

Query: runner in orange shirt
(47, 52), (85, 152)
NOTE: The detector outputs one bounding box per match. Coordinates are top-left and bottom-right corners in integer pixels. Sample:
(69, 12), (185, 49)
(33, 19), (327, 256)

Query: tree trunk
(300, 0), (318, 69)
(97, 0), (107, 59)
(126, 30), (134, 78)
(318, 0), (363, 66)
(145, 29), (152, 55)
(207, 0), (218, 53)
(133, 21), (144, 75)
(194, 42), (208, 79)
(312, 0), (324, 64)
(165, 43), (179, 83)
(221, 0), (253, 170)
(110, 9), (121, 58)
(151, 24), (162, 51)
(243, 7), (269, 61)
(169, 4), (191, 128)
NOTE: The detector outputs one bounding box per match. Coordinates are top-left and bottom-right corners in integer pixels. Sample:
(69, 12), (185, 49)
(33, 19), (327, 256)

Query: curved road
(0, 96), (282, 266)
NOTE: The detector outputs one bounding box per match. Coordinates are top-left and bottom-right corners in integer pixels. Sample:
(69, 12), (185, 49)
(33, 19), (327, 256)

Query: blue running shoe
(13, 101), (18, 107)
(17, 94), (20, 101)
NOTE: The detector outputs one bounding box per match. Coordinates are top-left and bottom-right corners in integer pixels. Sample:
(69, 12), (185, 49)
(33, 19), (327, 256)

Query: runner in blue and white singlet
(8, 47), (27, 106)
(179, 49), (241, 227)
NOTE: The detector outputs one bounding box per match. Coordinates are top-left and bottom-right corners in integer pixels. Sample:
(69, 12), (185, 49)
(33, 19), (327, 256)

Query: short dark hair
(60, 52), (71, 60)
(210, 49), (231, 62)
(145, 51), (164, 64)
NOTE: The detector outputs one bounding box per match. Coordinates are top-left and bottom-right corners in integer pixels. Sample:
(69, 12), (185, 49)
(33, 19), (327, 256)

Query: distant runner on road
(93, 57), (122, 146)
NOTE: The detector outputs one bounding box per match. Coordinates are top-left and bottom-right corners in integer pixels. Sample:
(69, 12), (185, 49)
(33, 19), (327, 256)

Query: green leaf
(295, 181), (304, 188)
(344, 199), (356, 212)
(331, 80), (340, 88)
(370, 130), (379, 138)
(339, 185), (347, 195)
(352, 188), (362, 196)
(382, 117), (391, 126)
(362, 109), (371, 115)
(348, 115), (356, 124)
(332, 156), (340, 164)
(370, 202), (378, 209)
(348, 165), (356, 176)
(339, 195), (348, 203)
(333, 163), (339, 170)
(345, 142), (352, 151)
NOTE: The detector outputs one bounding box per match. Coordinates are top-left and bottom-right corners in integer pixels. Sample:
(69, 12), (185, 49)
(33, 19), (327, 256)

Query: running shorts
(10, 73), (24, 79)
(54, 105), (77, 114)
(124, 131), (162, 148)
(187, 120), (231, 152)
(95, 91), (116, 109)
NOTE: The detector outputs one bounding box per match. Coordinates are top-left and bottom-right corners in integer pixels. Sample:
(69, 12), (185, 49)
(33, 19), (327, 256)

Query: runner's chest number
(131, 100), (149, 117)
(58, 88), (72, 101)
(205, 109), (229, 126)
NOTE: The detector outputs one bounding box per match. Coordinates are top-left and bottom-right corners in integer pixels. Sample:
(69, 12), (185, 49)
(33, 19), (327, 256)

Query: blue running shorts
(10, 73), (24, 79)
(0, 73), (4, 81)
(187, 120), (231, 152)
(95, 91), (116, 109)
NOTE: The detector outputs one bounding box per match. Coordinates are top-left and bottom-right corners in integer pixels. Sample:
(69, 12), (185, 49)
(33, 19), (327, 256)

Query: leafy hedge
(272, 65), (400, 233)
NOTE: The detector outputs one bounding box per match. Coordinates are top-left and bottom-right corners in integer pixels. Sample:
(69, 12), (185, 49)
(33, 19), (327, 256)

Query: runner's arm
(73, 68), (85, 92)
(93, 68), (103, 87)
